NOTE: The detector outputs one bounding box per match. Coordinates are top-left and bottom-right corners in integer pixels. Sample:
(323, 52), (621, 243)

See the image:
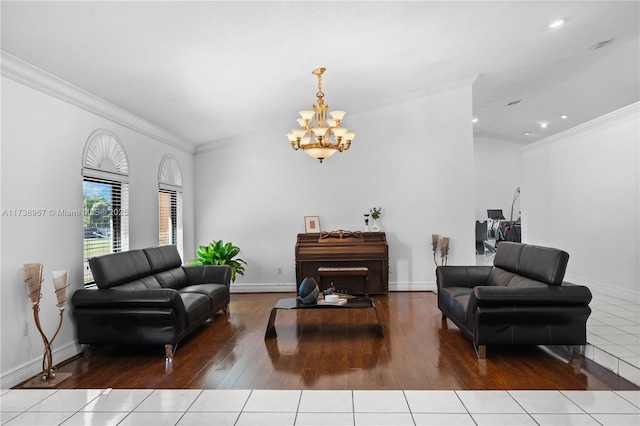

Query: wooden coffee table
(264, 297), (383, 339)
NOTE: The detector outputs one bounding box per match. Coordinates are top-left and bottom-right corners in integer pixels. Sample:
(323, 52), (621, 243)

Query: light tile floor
(1, 389), (639, 426)
(587, 293), (640, 386)
(477, 251), (640, 386)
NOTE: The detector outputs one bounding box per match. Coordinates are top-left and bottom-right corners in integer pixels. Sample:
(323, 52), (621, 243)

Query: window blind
(83, 177), (129, 284)
(159, 190), (177, 246)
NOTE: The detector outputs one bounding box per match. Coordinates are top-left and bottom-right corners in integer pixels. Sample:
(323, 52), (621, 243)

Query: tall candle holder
(22, 264), (72, 387)
(431, 234), (450, 266)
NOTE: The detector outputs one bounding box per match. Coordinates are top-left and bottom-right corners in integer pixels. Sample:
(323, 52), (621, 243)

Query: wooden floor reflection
(31, 292), (638, 390)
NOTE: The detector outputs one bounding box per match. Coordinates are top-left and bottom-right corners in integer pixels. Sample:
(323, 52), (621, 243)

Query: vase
(371, 218), (380, 232)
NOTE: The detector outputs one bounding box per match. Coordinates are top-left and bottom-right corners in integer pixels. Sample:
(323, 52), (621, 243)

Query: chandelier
(286, 68), (356, 163)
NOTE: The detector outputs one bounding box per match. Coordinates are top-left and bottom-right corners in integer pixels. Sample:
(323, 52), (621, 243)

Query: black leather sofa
(71, 245), (231, 358)
(436, 242), (592, 359)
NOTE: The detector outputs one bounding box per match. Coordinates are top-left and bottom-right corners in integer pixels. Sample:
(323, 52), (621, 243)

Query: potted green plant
(369, 207), (382, 231)
(189, 239), (247, 283)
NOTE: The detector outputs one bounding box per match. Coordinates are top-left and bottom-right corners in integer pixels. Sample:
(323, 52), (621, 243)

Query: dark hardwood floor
(28, 292), (639, 390)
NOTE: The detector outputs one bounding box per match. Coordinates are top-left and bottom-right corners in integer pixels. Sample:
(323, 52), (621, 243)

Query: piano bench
(318, 267), (370, 296)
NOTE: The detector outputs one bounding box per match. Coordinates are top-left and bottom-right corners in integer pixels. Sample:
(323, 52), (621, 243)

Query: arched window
(158, 154), (183, 257)
(82, 129), (130, 284)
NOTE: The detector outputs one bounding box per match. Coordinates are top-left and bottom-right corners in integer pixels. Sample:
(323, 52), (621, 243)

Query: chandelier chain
(316, 72), (324, 99)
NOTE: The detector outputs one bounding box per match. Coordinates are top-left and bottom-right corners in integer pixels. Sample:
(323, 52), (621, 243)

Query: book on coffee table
(318, 298), (347, 306)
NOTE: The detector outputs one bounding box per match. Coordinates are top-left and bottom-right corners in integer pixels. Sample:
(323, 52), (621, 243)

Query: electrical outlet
(277, 266), (283, 274)
(21, 320), (29, 336)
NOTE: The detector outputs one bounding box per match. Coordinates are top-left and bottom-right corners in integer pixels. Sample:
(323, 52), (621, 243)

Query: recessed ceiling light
(472, 118), (479, 123)
(548, 19), (565, 29)
(540, 122), (548, 129)
(590, 39), (614, 50)
(560, 115), (568, 119)
(524, 132), (532, 136)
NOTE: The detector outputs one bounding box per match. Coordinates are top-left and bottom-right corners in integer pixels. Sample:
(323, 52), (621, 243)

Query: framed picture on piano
(304, 216), (320, 233)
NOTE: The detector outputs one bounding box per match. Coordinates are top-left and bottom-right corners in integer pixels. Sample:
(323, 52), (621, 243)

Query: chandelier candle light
(23, 264), (72, 387)
(287, 68), (356, 163)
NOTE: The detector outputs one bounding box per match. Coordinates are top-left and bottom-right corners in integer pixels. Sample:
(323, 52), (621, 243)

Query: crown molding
(521, 102), (640, 153)
(473, 131), (530, 145)
(1, 50), (197, 154)
(350, 75), (478, 118)
(197, 75), (479, 155)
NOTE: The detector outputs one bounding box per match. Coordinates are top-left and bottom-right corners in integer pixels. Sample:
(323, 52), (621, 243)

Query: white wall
(194, 84), (476, 293)
(0, 75), (196, 388)
(521, 103), (639, 301)
(473, 135), (521, 222)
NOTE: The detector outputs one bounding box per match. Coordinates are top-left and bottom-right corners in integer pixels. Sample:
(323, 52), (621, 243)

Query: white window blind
(159, 189), (177, 245)
(83, 177), (129, 284)
(158, 154), (184, 257)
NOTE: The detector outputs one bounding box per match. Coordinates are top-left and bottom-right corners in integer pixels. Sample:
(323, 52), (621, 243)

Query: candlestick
(23, 263), (43, 305)
(52, 269), (69, 309)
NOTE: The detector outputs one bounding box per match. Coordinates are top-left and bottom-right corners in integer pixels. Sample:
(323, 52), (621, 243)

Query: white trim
(521, 102), (640, 153)
(473, 132), (529, 145)
(197, 76), (477, 154)
(82, 168), (130, 183)
(159, 183), (183, 192)
(1, 50), (196, 154)
(230, 283), (296, 293)
(0, 342), (80, 389)
(229, 282), (436, 293)
(389, 282), (436, 292)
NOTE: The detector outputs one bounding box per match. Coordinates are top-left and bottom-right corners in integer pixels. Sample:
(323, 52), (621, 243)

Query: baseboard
(230, 282), (437, 293)
(564, 274), (640, 303)
(230, 283), (296, 293)
(389, 282), (436, 292)
(1, 342), (81, 389)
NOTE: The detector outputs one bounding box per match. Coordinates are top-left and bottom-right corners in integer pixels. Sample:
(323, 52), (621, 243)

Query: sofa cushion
(179, 284), (228, 310)
(492, 242), (569, 286)
(155, 267), (189, 289)
(439, 286), (473, 324)
(143, 245), (183, 274)
(180, 293), (211, 329)
(90, 250), (151, 289)
(486, 267), (517, 287)
(115, 275), (163, 290)
(519, 244), (569, 285)
(492, 242), (524, 273)
(486, 268), (547, 287)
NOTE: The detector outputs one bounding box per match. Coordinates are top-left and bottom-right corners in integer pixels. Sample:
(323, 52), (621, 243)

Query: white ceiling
(1, 1), (638, 149)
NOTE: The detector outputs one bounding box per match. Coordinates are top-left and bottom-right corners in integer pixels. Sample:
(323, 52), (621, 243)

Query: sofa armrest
(183, 265), (231, 288)
(469, 284), (592, 311)
(71, 288), (186, 311)
(436, 266), (492, 290)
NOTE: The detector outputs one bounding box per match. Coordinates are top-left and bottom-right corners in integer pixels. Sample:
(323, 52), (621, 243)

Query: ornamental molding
(1, 50), (196, 154)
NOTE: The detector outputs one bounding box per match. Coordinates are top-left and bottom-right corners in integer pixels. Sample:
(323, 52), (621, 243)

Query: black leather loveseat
(71, 245), (230, 358)
(436, 242), (592, 359)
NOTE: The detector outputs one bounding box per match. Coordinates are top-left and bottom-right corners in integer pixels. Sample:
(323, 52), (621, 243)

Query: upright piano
(295, 231), (389, 295)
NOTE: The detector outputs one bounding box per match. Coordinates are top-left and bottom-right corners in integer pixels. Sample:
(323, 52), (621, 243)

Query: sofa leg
(223, 304), (229, 313)
(82, 344), (91, 359)
(441, 313), (446, 321)
(476, 345), (487, 359)
(572, 345), (581, 360)
(165, 344), (174, 360)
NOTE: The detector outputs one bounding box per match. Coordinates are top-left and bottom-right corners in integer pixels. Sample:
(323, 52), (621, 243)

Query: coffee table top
(273, 297), (374, 310)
